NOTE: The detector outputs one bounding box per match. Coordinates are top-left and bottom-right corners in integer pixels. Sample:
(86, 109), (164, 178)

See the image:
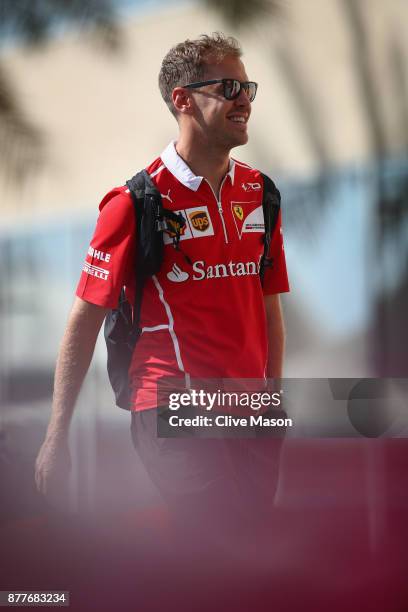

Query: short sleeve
(262, 208), (290, 296)
(76, 188), (136, 308)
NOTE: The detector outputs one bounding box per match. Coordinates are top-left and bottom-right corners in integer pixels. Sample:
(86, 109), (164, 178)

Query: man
(35, 33), (289, 533)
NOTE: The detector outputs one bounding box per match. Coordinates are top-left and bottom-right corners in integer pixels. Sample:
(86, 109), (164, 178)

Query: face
(188, 55), (252, 152)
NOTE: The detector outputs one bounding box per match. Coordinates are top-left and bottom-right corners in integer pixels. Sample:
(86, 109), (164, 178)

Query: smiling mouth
(228, 116), (247, 124)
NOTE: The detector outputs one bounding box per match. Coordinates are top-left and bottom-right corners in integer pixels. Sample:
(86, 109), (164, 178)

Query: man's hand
(35, 434), (71, 497)
(34, 297), (108, 499)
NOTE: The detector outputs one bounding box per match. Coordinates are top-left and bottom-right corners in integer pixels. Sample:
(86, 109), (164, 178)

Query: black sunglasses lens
(224, 79), (241, 99)
(244, 82), (257, 102)
(224, 80), (257, 101)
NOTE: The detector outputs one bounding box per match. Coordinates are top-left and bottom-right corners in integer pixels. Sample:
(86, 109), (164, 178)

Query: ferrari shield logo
(233, 205), (244, 221)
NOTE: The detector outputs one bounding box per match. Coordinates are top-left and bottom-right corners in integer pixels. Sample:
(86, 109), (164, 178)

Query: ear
(172, 87), (193, 115)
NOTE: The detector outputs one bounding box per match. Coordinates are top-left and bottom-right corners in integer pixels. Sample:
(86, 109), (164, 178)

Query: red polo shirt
(76, 142), (290, 410)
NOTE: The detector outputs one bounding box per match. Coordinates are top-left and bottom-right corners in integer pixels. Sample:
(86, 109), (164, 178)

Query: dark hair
(158, 32), (242, 116)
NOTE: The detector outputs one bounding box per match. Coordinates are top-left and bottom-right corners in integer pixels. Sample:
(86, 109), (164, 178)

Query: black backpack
(104, 170), (281, 410)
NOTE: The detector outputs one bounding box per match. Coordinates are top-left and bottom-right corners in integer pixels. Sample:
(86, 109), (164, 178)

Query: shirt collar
(160, 140), (235, 191)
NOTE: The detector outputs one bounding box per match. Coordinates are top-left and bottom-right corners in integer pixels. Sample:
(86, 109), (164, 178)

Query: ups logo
(189, 211), (209, 232)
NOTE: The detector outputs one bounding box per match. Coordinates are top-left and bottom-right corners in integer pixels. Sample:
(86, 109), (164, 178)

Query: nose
(234, 86), (251, 108)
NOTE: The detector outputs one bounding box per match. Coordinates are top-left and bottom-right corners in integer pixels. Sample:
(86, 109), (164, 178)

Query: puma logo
(161, 189), (173, 204)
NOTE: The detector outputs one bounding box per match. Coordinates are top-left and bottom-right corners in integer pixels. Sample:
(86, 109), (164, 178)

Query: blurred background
(1, 1), (408, 609)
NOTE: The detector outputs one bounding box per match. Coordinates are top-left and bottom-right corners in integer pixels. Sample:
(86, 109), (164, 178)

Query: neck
(175, 133), (230, 196)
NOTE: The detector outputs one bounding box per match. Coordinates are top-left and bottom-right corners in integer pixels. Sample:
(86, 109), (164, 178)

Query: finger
(34, 462), (41, 491)
(34, 455), (44, 491)
(35, 468), (45, 495)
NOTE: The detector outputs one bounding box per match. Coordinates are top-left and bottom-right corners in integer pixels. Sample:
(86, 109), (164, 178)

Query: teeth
(229, 117), (245, 123)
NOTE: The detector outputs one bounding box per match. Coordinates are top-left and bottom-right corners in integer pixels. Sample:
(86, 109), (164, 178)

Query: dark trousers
(130, 408), (285, 546)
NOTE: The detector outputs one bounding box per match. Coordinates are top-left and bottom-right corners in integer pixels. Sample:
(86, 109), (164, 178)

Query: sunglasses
(183, 78), (258, 102)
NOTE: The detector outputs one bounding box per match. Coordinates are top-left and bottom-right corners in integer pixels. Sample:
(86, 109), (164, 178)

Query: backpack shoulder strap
(126, 170), (185, 247)
(260, 172), (281, 286)
(125, 169), (163, 337)
(126, 169), (160, 226)
(103, 170), (174, 410)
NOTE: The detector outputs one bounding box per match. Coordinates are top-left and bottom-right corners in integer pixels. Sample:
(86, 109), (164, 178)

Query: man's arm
(35, 297), (108, 495)
(264, 294), (286, 379)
